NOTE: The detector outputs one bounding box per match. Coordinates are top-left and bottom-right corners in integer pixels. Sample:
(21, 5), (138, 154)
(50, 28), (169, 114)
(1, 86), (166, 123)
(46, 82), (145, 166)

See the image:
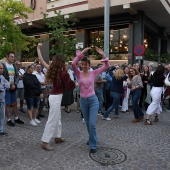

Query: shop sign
(76, 42), (84, 49)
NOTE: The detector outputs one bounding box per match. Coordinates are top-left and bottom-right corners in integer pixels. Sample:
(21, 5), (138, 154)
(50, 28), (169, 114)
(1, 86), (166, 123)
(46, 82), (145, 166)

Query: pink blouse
(72, 50), (109, 98)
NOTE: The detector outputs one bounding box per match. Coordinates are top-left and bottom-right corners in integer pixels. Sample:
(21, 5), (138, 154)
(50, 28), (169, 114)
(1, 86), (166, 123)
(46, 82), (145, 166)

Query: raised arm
(37, 43), (49, 70)
(93, 47), (110, 76)
(72, 47), (91, 77)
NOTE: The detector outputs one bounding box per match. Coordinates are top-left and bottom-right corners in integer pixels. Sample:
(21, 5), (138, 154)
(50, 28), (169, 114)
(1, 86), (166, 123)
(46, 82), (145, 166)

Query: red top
(50, 71), (75, 94)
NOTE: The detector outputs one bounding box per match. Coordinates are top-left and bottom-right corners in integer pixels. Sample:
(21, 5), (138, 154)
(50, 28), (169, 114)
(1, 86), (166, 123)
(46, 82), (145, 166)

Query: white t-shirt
(17, 68), (25, 88)
(33, 72), (46, 89)
(5, 62), (15, 84)
(89, 68), (93, 71)
(43, 67), (47, 74)
(68, 69), (74, 81)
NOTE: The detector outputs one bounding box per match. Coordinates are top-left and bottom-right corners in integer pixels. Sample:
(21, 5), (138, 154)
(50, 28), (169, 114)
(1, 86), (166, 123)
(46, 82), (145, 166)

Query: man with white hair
(33, 64), (46, 118)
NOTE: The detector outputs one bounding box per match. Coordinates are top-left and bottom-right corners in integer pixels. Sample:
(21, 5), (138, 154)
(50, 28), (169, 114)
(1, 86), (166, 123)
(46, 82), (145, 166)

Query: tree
(144, 48), (170, 64)
(22, 36), (39, 62)
(144, 48), (158, 61)
(43, 10), (77, 61)
(0, 0), (32, 59)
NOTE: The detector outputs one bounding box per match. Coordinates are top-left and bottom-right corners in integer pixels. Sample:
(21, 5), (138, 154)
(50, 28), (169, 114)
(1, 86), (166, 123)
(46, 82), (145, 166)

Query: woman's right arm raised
(72, 48), (90, 76)
(37, 43), (49, 70)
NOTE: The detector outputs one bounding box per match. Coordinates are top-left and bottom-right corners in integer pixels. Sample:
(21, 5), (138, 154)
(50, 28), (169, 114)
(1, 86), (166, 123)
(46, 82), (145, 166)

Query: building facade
(17, 0), (170, 65)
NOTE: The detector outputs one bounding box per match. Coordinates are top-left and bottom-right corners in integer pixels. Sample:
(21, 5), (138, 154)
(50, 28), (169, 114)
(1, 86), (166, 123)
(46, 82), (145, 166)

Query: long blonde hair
(113, 68), (124, 80)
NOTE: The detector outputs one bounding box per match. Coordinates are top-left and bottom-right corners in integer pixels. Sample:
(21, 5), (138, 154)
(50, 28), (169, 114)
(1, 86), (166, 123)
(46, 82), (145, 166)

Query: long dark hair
(154, 65), (165, 75)
(46, 55), (65, 84)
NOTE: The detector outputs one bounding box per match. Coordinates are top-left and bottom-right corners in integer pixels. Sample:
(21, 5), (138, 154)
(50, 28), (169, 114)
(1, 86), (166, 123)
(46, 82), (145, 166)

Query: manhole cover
(89, 147), (126, 165)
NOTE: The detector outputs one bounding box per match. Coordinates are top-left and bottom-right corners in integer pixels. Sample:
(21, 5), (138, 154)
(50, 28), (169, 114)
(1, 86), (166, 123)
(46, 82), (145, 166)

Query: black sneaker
(87, 141), (89, 145)
(90, 149), (97, 153)
(0, 132), (8, 136)
(14, 118), (24, 124)
(7, 120), (15, 127)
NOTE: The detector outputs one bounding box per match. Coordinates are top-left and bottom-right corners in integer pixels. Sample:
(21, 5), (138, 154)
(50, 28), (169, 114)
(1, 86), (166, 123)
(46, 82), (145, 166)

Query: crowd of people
(0, 44), (170, 154)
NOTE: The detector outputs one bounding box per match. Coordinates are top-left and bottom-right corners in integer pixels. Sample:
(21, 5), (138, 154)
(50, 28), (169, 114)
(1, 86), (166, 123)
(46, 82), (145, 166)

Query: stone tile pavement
(0, 105), (170, 170)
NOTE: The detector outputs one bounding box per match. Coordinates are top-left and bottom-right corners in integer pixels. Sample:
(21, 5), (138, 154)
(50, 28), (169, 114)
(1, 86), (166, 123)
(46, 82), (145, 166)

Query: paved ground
(0, 103), (170, 170)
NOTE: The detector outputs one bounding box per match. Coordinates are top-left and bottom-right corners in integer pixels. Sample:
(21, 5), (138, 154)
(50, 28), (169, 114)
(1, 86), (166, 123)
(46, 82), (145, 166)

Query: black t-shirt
(152, 73), (165, 87)
(141, 74), (149, 88)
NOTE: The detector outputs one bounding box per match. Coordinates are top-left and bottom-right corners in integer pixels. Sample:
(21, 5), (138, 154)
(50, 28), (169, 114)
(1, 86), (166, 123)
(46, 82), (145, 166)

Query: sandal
(154, 116), (159, 122)
(144, 119), (153, 125)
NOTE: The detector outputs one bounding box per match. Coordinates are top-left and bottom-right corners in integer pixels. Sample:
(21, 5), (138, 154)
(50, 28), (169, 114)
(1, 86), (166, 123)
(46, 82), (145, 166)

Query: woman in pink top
(72, 47), (109, 153)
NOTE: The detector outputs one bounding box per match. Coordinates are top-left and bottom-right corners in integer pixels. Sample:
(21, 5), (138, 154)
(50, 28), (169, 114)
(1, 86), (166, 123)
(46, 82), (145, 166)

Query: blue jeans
(131, 89), (144, 119)
(104, 92), (121, 118)
(95, 89), (104, 112)
(80, 95), (99, 149)
(0, 102), (5, 133)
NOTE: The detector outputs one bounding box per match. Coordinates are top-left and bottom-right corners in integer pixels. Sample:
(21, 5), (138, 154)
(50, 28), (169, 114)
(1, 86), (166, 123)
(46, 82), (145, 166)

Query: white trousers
(146, 87), (163, 115)
(42, 94), (63, 143)
(121, 98), (129, 111)
(121, 88), (130, 111)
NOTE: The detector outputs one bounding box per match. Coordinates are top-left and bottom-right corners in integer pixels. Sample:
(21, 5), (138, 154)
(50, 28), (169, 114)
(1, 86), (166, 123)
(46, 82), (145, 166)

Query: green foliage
(144, 48), (170, 64)
(22, 37), (39, 62)
(42, 10), (77, 61)
(160, 53), (170, 64)
(0, 0), (32, 59)
(144, 48), (158, 61)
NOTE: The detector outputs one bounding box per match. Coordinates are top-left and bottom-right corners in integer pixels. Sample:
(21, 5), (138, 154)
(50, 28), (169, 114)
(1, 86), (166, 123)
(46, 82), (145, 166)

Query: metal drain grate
(89, 147), (127, 165)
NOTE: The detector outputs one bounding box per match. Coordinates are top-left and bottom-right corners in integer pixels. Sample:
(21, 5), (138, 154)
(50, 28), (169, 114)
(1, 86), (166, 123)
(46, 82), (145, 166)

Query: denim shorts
(17, 88), (24, 100)
(5, 90), (17, 105)
(25, 97), (39, 110)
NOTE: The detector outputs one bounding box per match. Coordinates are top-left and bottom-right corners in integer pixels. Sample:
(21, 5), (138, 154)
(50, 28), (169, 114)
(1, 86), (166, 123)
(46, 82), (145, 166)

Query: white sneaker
(34, 118), (41, 124)
(103, 117), (111, 121)
(81, 118), (85, 124)
(29, 120), (37, 126)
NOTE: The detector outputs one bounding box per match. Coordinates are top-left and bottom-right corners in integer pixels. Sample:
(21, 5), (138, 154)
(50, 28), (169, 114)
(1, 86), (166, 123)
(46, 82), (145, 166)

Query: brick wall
(88, 0), (104, 9)
(22, 0), (47, 22)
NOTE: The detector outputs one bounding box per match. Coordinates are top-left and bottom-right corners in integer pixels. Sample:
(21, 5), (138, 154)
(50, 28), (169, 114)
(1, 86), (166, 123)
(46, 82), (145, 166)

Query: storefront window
(110, 28), (129, 53)
(90, 29), (104, 49)
(89, 27), (129, 60)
